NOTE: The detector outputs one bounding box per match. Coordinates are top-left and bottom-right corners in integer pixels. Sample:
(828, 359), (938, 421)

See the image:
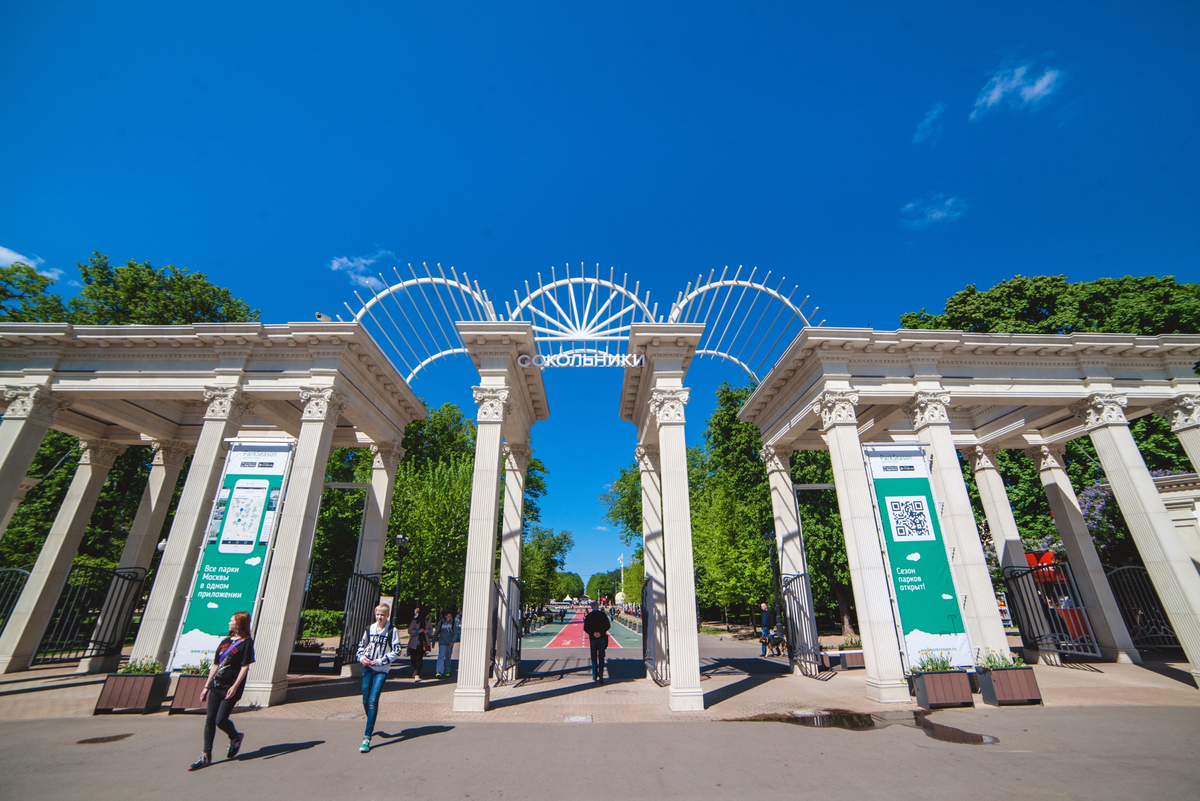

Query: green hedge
(300, 609), (345, 638)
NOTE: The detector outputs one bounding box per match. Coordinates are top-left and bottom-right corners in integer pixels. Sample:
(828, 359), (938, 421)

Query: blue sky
(2, 2), (1198, 583)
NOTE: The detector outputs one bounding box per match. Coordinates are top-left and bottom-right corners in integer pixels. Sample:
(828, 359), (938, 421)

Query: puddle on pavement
(77, 734), (134, 745)
(605, 690), (633, 695)
(729, 709), (998, 745)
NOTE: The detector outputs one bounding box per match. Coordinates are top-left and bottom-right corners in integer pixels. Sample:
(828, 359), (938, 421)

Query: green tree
(554, 571), (585, 600)
(522, 526), (575, 607)
(586, 568), (622, 602)
(791, 451), (856, 635)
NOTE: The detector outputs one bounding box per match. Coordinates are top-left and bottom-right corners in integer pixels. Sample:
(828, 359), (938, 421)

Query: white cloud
(971, 64), (1062, 119)
(912, 103), (946, 144)
(901, 194), (966, 229)
(0, 245), (61, 280)
(328, 249), (398, 290)
(594, 526), (609, 532)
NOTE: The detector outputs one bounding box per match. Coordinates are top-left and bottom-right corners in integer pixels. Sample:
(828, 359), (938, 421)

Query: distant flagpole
(618, 553), (624, 595)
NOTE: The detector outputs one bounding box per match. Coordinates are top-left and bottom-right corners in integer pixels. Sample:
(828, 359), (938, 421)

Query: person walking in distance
(434, 610), (459, 679)
(407, 606), (431, 682)
(759, 602), (777, 658)
(356, 603), (403, 754)
(583, 601), (611, 684)
(188, 611), (255, 771)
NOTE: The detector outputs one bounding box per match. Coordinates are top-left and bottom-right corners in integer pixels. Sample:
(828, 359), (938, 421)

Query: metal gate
(0, 567), (30, 636)
(336, 572), (383, 668)
(642, 576), (669, 686)
(1003, 561), (1102, 659)
(33, 565), (146, 665)
(781, 572), (822, 677)
(494, 576), (522, 684)
(1105, 565), (1180, 651)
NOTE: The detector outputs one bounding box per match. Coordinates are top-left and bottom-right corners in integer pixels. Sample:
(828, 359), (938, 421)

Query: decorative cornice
(1154, 394), (1200, 433)
(759, 445), (793, 475)
(79, 439), (126, 468)
(370, 441), (403, 472)
(967, 444), (1000, 473)
(299, 386), (346, 423)
(3, 386), (71, 425)
(634, 444), (660, 473)
(649, 388), (689, 426)
(902, 391), (951, 430)
(503, 442), (532, 472)
(203, 385), (254, 424)
(1026, 443), (1067, 472)
(473, 387), (512, 423)
(151, 439), (193, 469)
(1070, 392), (1128, 431)
(812, 390), (859, 430)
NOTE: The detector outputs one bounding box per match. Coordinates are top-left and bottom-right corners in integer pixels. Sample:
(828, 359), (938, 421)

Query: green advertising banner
(865, 446), (973, 668)
(169, 441), (294, 671)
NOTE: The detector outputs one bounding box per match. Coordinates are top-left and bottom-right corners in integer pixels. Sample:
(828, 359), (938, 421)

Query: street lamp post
(393, 535), (410, 626)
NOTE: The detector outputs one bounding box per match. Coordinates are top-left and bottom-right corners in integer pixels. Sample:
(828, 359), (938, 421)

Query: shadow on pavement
(371, 725), (454, 749)
(701, 657), (791, 676)
(490, 677), (637, 708)
(0, 677), (107, 697)
(238, 740), (324, 761)
(1138, 660), (1198, 688)
(702, 675), (776, 708)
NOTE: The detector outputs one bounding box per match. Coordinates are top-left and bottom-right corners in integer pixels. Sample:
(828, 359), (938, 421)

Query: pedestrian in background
(759, 602), (777, 657)
(434, 609), (459, 678)
(583, 601), (611, 684)
(356, 603), (403, 753)
(407, 606), (431, 682)
(189, 611), (255, 771)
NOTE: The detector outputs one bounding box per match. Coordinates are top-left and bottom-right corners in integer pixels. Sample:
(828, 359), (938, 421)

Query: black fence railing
(1003, 562), (1101, 659)
(33, 565), (146, 665)
(337, 572), (382, 668)
(0, 567), (31, 637)
(1105, 565), (1180, 651)
(781, 572), (821, 677)
(642, 576), (669, 686)
(494, 576), (522, 685)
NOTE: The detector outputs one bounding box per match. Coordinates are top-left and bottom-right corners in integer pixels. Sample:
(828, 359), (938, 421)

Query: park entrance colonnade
(0, 294), (1198, 710)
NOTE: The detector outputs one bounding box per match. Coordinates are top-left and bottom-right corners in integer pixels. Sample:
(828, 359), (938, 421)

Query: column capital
(812, 390), (859, 430)
(79, 439), (127, 468)
(1069, 392), (1128, 431)
(151, 440), (193, 469)
(502, 442), (532, 472)
(902, 391), (952, 430)
(472, 387), (511, 423)
(369, 441), (403, 472)
(1025, 443), (1067, 472)
(966, 444), (1001, 473)
(299, 386), (346, 423)
(203, 385), (254, 424)
(759, 444), (793, 475)
(3, 385), (71, 425)
(1154, 394), (1200, 433)
(649, 388), (689, 427)
(634, 444), (660, 472)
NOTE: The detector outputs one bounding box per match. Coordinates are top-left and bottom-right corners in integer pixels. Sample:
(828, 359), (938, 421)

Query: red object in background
(1026, 551), (1057, 567)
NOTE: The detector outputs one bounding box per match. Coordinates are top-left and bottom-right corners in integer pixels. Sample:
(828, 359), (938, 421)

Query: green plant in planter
(178, 657), (212, 676)
(839, 636), (862, 649)
(118, 657), (163, 675)
(977, 649), (1025, 669)
(294, 637), (324, 653)
(913, 649), (953, 673)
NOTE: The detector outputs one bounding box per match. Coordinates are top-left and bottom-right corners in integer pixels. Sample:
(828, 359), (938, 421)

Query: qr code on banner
(886, 497), (935, 541)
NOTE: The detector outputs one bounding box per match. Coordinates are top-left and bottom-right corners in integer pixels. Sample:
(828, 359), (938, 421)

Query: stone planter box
(840, 650), (865, 669)
(94, 672), (171, 715)
(913, 670), (974, 710)
(169, 674), (209, 714)
(978, 666), (1042, 706)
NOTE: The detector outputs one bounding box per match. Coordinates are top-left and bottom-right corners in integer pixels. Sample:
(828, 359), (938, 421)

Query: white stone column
(355, 442), (402, 577)
(78, 440), (192, 674)
(0, 387), (69, 518)
(905, 392), (1011, 658)
(0, 477), (41, 541)
(761, 444), (819, 674)
(651, 387), (704, 711)
(0, 439), (125, 673)
(967, 445), (1028, 571)
(496, 441), (530, 682)
(453, 387), (509, 712)
(1156, 394), (1200, 472)
(243, 387), (344, 706)
(1027, 443), (1141, 664)
(1073, 393), (1200, 681)
(133, 387), (253, 667)
(817, 390), (909, 702)
(636, 444), (667, 678)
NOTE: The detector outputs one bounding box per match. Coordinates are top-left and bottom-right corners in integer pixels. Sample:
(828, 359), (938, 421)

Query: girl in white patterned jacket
(356, 604), (404, 753)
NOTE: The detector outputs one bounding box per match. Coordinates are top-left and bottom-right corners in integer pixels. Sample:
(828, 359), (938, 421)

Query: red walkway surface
(544, 610), (620, 648)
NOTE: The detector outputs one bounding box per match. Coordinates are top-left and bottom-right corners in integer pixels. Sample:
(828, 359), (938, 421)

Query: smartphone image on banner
(219, 479), (270, 553)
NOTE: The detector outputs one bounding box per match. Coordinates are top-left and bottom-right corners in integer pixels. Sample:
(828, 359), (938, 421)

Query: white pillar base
(76, 654), (122, 675)
(669, 688), (705, 711)
(452, 687), (490, 712)
(866, 678), (912, 703)
(241, 680), (287, 708)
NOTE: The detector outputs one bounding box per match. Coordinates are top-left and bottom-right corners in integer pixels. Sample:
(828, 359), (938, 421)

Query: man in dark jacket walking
(760, 602), (777, 657)
(583, 601), (611, 683)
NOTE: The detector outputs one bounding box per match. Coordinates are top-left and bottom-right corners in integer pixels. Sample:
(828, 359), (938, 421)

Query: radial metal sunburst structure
(347, 262), (817, 384)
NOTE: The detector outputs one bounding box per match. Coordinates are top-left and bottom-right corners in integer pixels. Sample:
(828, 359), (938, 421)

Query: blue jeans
(361, 668), (388, 738)
(761, 626), (770, 655)
(436, 642), (454, 675)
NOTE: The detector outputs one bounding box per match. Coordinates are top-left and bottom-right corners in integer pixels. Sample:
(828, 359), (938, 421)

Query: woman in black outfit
(406, 606), (430, 682)
(189, 611), (255, 771)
